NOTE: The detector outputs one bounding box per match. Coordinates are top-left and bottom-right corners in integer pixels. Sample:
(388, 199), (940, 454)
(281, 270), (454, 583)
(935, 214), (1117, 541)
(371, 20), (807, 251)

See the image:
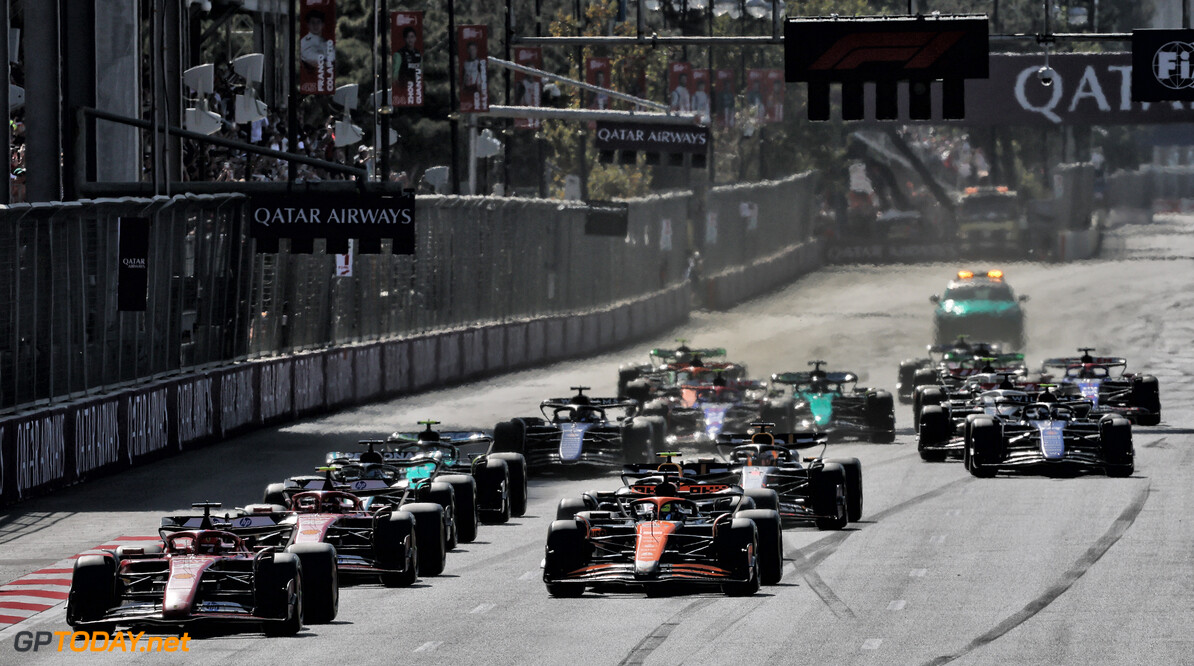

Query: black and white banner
(118, 217), (150, 311)
(594, 122), (710, 155)
(249, 193), (415, 255)
(1132, 30), (1194, 102)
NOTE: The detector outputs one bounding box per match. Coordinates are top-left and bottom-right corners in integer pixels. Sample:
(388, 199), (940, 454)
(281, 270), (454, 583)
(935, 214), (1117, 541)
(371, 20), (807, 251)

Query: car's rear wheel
(489, 453), (528, 517)
(826, 457), (863, 522)
(403, 503), (447, 576)
(544, 520), (589, 598)
(812, 463), (848, 530)
(439, 475), (478, 544)
(285, 543), (338, 624)
(375, 511), (418, 587)
(492, 420), (526, 455)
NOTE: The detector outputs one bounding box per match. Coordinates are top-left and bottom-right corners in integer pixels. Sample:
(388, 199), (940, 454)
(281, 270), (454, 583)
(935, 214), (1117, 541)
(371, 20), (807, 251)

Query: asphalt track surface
(2, 216), (1192, 664)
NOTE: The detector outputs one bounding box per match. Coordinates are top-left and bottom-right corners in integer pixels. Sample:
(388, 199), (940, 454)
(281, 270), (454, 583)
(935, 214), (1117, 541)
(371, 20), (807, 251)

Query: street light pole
(447, 0), (461, 194)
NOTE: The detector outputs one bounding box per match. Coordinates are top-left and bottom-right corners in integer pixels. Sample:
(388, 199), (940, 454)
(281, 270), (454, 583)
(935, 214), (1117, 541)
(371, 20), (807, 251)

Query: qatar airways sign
(895, 53), (1192, 125)
(250, 193), (415, 254)
(594, 122), (709, 154)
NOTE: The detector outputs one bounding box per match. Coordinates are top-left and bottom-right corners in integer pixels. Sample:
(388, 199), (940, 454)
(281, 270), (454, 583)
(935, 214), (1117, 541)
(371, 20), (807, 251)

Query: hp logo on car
(353, 480), (368, 490)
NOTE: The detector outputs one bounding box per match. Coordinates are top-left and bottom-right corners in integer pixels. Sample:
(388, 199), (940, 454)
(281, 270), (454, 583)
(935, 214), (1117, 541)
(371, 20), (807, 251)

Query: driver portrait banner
(249, 193), (415, 255)
(458, 25), (489, 113)
(513, 47), (543, 129)
(299, 0), (336, 95)
(391, 11), (424, 107)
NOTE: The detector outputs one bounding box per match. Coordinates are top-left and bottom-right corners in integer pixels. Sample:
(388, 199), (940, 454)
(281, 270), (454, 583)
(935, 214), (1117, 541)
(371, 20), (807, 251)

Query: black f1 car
(965, 401), (1134, 477)
(68, 503), (334, 635)
(493, 387), (664, 471)
(1040, 348), (1161, 425)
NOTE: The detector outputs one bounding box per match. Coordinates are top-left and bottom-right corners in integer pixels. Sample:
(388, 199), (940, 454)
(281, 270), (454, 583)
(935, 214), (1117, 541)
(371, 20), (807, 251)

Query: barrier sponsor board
(174, 375), (214, 448)
(73, 399), (120, 478)
(259, 359), (293, 423)
(14, 411), (66, 498)
(218, 367), (256, 437)
(124, 387), (170, 463)
(293, 354), (326, 415)
(249, 193), (415, 254)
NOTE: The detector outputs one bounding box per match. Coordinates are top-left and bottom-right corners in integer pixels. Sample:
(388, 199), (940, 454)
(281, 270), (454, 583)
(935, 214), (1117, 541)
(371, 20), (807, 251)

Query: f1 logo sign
(785, 14), (988, 121)
(808, 31), (966, 72)
(1133, 29), (1194, 101)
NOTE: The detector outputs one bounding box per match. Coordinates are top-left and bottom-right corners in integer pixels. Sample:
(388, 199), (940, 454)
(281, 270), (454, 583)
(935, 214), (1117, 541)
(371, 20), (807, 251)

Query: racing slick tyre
(285, 543), (338, 624)
(375, 510), (418, 587)
(625, 379), (652, 404)
(492, 419), (527, 455)
(489, 453), (528, 517)
(865, 391), (896, 443)
(263, 483), (288, 506)
(403, 502), (447, 577)
(478, 458), (512, 525)
(618, 367), (642, 399)
(556, 497), (589, 521)
(1131, 376), (1161, 426)
(621, 422), (654, 464)
(717, 519), (761, 597)
(811, 463), (849, 530)
(67, 555), (116, 627)
(425, 482), (458, 549)
(912, 386), (945, 434)
(761, 399), (795, 433)
(743, 488), (779, 512)
(898, 360), (923, 404)
(913, 368), (938, 390)
(260, 552), (302, 637)
(917, 406), (951, 462)
(736, 509), (783, 585)
(1100, 416), (1135, 477)
(544, 520), (589, 598)
(439, 475), (478, 544)
(826, 457), (863, 522)
(968, 418), (1000, 478)
(642, 415), (668, 456)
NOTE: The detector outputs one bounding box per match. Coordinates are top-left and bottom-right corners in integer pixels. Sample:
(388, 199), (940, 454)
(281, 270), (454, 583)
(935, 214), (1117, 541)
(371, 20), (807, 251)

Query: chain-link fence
(246, 191), (694, 354)
(700, 173), (818, 276)
(1, 181), (820, 413)
(0, 195), (252, 410)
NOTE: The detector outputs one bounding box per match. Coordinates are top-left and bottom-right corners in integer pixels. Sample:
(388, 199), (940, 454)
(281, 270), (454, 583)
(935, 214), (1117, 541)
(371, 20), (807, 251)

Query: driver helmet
(362, 466), (387, 480)
(1025, 404), (1050, 420)
(574, 407), (599, 422)
(359, 450), (384, 464)
(1079, 363), (1098, 378)
(196, 534), (224, 555)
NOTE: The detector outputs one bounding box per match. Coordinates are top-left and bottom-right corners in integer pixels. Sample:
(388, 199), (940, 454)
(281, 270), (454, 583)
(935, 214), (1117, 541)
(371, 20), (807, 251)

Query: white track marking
(414, 641), (443, 653)
(888, 600), (907, 611)
(862, 638), (884, 650)
(469, 603), (495, 614)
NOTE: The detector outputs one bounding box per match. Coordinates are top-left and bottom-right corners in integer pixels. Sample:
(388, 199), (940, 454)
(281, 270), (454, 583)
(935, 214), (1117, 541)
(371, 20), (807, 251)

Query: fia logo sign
(1153, 41), (1194, 90)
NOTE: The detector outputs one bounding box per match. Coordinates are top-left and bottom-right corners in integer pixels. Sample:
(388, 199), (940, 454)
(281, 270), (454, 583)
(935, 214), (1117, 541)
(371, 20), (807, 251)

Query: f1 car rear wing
(649, 346), (727, 362)
(770, 371), (858, 385)
(1041, 357), (1128, 370)
(716, 431), (829, 448)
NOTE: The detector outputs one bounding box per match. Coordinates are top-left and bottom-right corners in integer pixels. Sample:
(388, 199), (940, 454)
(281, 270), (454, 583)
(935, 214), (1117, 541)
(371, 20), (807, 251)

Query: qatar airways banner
(594, 122), (709, 155)
(904, 53), (1193, 125)
(249, 193), (415, 254)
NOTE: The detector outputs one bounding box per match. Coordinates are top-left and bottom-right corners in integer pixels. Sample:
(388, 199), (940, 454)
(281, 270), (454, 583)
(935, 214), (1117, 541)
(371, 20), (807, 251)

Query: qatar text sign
(1132, 30), (1194, 102)
(594, 122), (709, 155)
(250, 193), (415, 255)
(458, 25), (489, 113)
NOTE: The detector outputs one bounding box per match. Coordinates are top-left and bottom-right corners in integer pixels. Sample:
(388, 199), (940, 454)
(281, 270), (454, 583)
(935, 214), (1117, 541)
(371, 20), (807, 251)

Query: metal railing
(0, 177), (815, 412)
